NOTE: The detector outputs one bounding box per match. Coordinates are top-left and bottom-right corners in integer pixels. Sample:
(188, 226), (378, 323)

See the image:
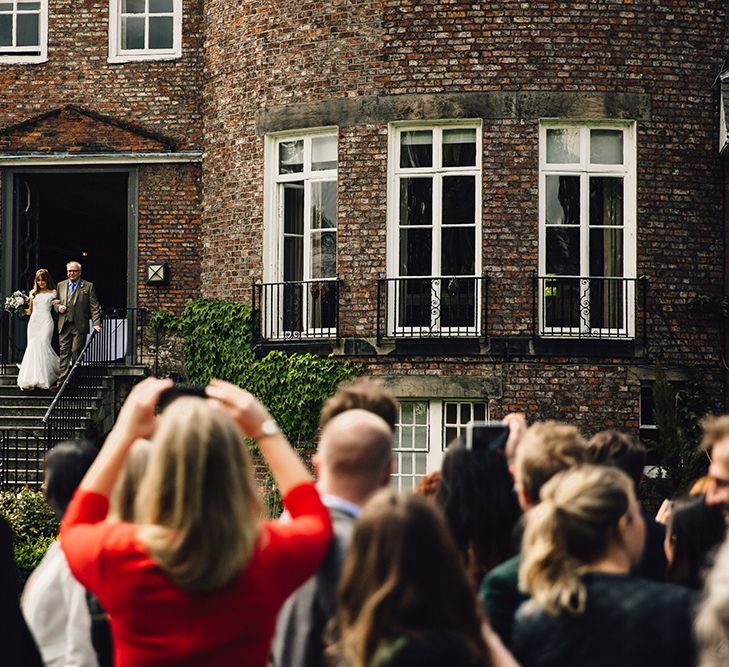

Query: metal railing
(43, 307), (148, 447)
(377, 276), (488, 342)
(253, 279), (340, 343)
(532, 275), (647, 341)
(0, 429), (45, 490)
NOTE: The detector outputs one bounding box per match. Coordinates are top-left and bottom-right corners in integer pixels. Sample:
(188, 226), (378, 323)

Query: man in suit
(271, 406), (393, 667)
(53, 260), (102, 390)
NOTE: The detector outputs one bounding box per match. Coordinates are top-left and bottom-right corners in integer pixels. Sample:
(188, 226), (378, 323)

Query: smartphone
(157, 385), (208, 412)
(465, 421), (510, 452)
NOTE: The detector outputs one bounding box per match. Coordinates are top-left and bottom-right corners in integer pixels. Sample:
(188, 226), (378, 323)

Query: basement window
(0, 0), (47, 64)
(108, 0), (182, 63)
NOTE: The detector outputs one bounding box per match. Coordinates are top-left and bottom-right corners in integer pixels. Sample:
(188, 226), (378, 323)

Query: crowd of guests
(4, 375), (729, 666)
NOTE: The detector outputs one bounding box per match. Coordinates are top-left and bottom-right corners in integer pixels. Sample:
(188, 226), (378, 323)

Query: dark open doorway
(13, 171), (129, 308)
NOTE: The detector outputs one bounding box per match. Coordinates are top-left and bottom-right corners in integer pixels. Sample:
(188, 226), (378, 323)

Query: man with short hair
(54, 261), (101, 390)
(701, 415), (729, 528)
(480, 421), (586, 647)
(271, 408), (393, 667)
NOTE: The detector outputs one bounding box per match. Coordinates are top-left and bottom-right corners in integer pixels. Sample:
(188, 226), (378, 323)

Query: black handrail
(532, 275), (646, 341)
(0, 428), (45, 490)
(377, 275), (488, 341)
(253, 279), (340, 343)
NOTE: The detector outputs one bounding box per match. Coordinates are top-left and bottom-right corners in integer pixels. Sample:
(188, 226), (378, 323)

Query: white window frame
(0, 0), (48, 64)
(386, 121), (483, 337)
(538, 121), (637, 338)
(263, 127), (339, 340)
(108, 0), (182, 63)
(390, 398), (489, 492)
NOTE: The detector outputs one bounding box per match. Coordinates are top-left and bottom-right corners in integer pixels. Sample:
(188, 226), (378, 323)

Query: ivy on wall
(150, 298), (361, 447)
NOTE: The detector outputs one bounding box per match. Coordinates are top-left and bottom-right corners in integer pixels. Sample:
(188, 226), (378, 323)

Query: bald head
(316, 409), (393, 504)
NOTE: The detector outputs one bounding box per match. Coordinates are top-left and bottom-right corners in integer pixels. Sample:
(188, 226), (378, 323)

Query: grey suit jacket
(271, 506), (356, 667)
(57, 279), (102, 335)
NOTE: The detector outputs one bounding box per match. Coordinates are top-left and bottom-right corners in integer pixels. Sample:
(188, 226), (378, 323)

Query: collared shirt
(320, 494), (361, 519)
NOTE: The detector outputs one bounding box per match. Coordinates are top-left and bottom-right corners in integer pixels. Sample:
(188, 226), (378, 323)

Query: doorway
(2, 168), (135, 361)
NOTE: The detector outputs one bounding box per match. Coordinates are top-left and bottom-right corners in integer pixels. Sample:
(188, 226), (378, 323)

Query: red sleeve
(266, 483), (333, 596)
(59, 488), (116, 595)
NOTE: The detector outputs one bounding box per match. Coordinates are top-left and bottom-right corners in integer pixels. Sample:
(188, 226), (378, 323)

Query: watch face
(260, 419), (279, 437)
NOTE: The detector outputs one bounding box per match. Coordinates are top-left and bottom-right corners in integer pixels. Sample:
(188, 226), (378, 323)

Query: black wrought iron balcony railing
(253, 279), (340, 343)
(532, 275), (647, 341)
(377, 276), (488, 342)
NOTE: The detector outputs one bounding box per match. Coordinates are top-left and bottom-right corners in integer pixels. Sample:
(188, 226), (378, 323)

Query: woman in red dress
(60, 377), (332, 667)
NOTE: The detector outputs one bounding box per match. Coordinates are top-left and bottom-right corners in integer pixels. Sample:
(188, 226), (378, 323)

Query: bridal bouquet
(3, 290), (30, 315)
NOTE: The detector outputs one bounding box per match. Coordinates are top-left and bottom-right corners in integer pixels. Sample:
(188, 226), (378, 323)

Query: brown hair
(320, 377), (398, 432)
(515, 421), (587, 505)
(700, 415), (729, 453)
(135, 398), (262, 592)
(331, 490), (490, 667)
(586, 429), (646, 489)
(31, 268), (56, 296)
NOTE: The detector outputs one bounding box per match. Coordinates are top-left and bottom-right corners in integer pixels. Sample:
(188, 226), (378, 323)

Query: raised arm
(205, 379), (314, 496)
(78, 377), (172, 498)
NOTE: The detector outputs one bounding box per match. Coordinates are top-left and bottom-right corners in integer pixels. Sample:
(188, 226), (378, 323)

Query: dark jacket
(512, 573), (696, 667)
(271, 505), (357, 667)
(479, 553), (525, 647)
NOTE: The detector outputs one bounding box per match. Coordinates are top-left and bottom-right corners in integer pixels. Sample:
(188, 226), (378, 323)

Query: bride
(17, 269), (61, 391)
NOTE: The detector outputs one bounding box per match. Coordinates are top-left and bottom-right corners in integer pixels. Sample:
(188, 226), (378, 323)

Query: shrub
(0, 488), (58, 584)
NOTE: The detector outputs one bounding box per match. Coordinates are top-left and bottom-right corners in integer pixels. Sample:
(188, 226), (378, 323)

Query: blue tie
(69, 281), (76, 296)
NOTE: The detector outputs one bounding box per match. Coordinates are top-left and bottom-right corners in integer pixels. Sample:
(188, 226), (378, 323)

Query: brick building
(2, 1), (728, 488)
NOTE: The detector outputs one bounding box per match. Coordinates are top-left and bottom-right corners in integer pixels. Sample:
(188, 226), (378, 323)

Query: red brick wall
(136, 163), (202, 315)
(0, 1), (204, 151)
(201, 1), (727, 429)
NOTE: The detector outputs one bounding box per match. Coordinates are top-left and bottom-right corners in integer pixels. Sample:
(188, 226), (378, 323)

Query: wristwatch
(253, 419), (280, 440)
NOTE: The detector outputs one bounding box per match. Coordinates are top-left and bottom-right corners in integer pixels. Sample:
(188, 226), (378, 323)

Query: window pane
(312, 135), (337, 171)
(18, 2), (41, 9)
(122, 16), (145, 49)
(544, 277), (580, 329)
(589, 228), (623, 277)
(0, 4), (14, 10)
(546, 128), (580, 163)
(443, 128), (477, 167)
(441, 228), (475, 275)
(278, 140), (303, 174)
(400, 130), (432, 168)
(400, 402), (413, 424)
(590, 129), (623, 165)
(0, 15), (11, 46)
(399, 228), (432, 276)
(414, 425), (428, 449)
(311, 181), (336, 229)
(283, 237), (303, 281)
(588, 277), (624, 331)
(399, 178), (432, 226)
(414, 402), (428, 424)
(149, 16), (173, 49)
(150, 0), (174, 11)
(445, 402), (457, 423)
(590, 177), (623, 227)
(16, 13), (39, 46)
(473, 404), (486, 421)
(442, 176), (475, 225)
(310, 232), (336, 280)
(545, 175), (580, 226)
(440, 277), (475, 328)
(282, 184), (304, 234)
(546, 228), (580, 275)
(122, 0), (145, 13)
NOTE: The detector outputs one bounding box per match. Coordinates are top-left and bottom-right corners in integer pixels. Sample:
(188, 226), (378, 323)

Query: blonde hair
(695, 537), (729, 667)
(515, 421), (586, 505)
(135, 398), (262, 592)
(110, 438), (152, 521)
(519, 464), (634, 616)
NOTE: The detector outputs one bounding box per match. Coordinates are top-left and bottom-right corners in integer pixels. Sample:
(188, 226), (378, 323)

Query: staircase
(0, 365), (112, 488)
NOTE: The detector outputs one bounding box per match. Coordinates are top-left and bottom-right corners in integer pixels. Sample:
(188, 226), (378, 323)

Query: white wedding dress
(17, 291), (60, 390)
